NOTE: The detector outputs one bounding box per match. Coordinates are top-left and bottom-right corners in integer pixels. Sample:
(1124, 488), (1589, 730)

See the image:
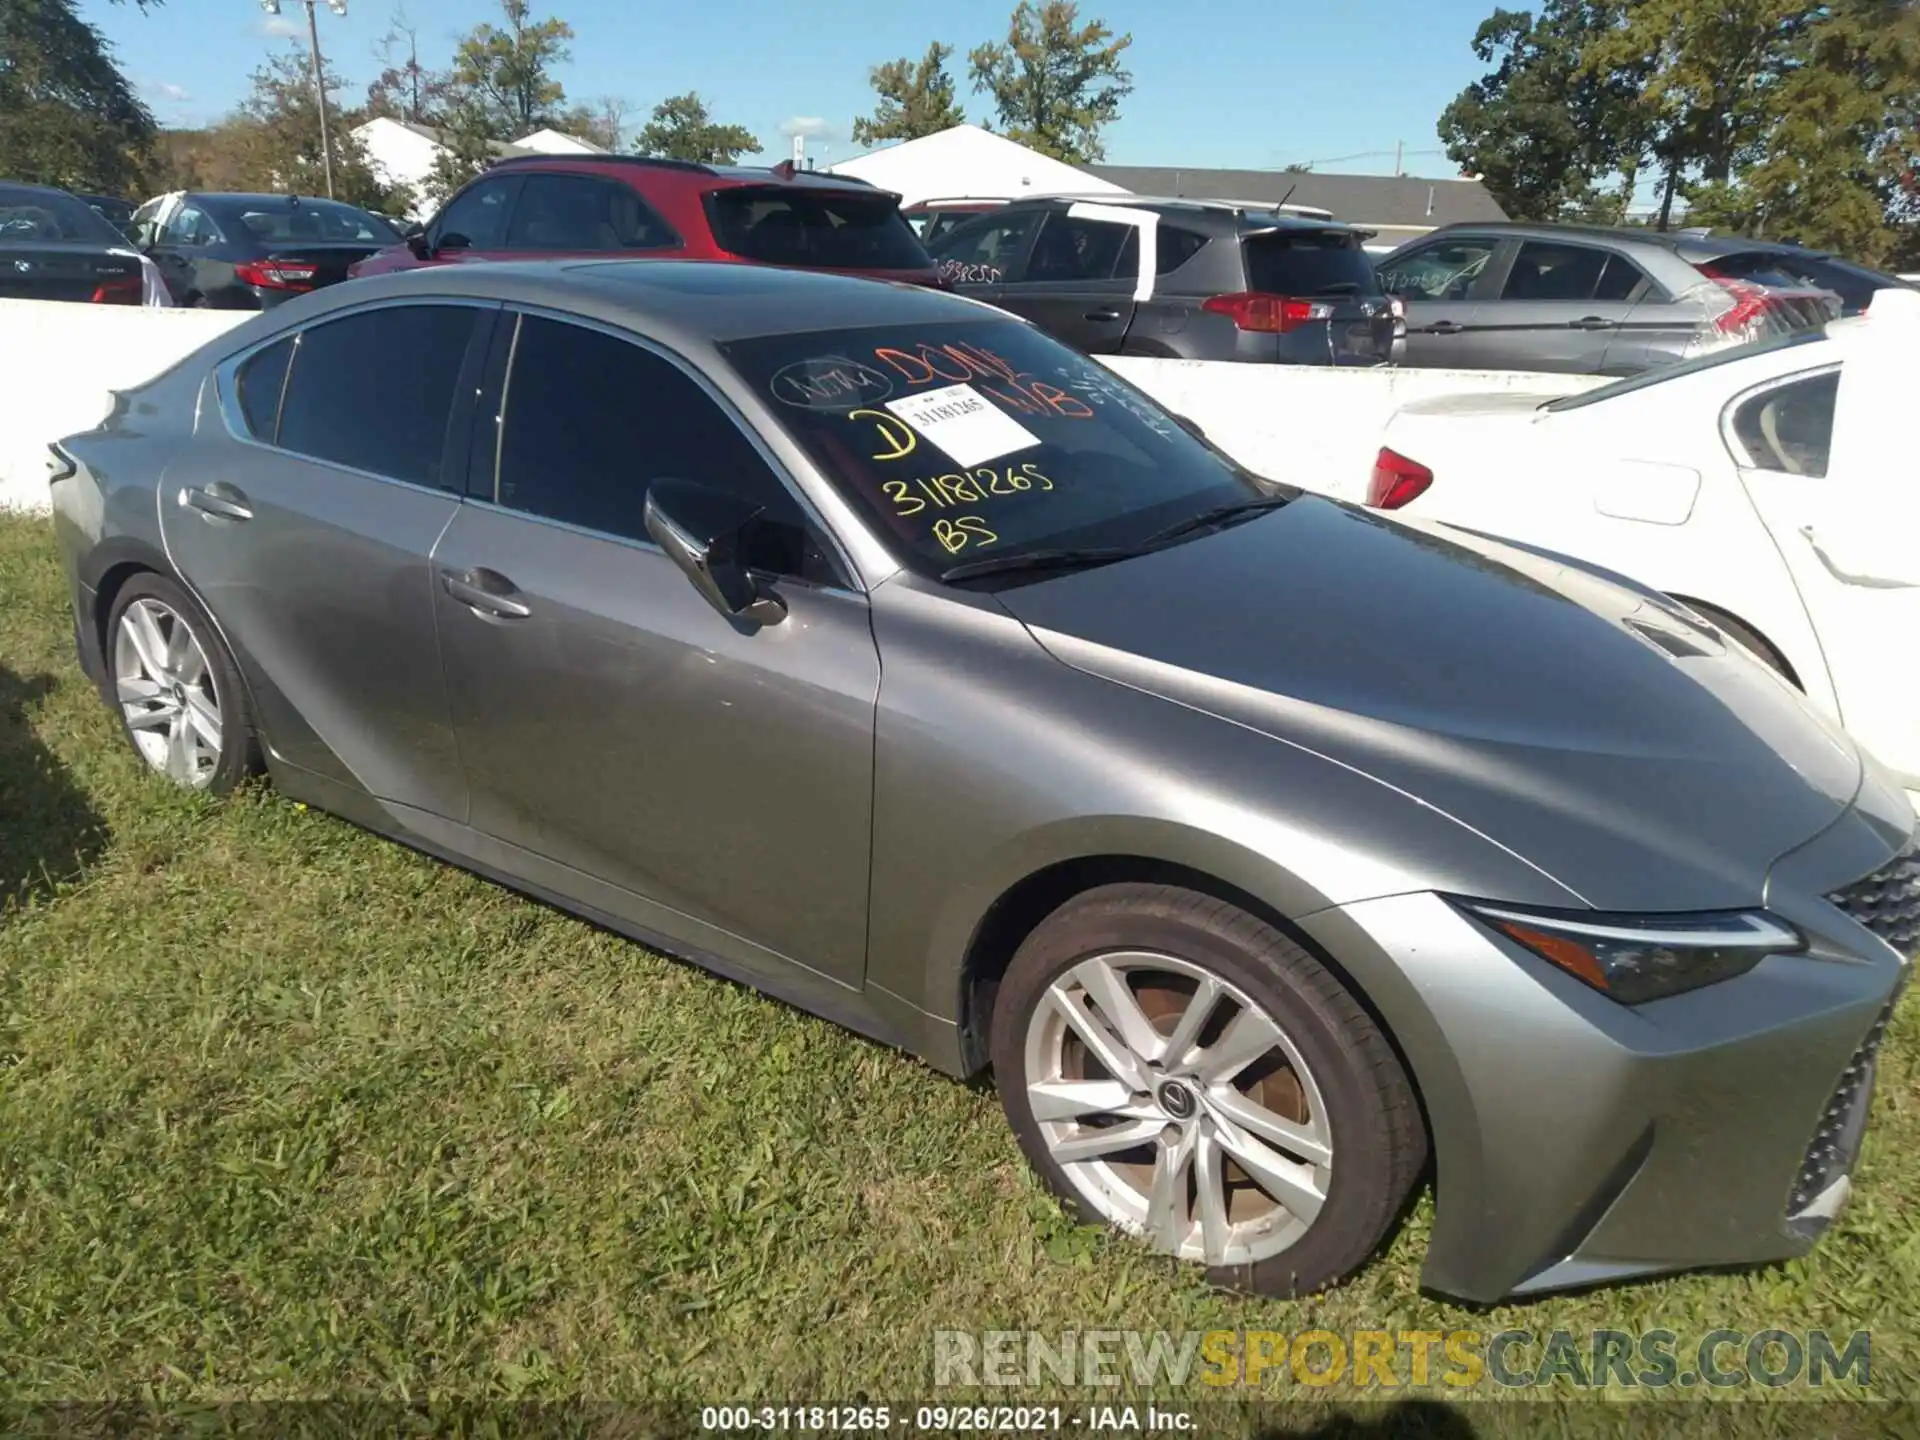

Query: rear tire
(990, 883), (1427, 1297)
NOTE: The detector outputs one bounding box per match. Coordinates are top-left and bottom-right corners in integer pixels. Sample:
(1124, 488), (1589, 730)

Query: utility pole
(1394, 139), (1404, 177)
(260, 0), (349, 199)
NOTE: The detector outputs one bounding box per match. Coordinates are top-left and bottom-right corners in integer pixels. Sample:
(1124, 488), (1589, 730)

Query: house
(353, 117), (608, 219)
(827, 124), (1127, 207)
(1081, 165), (1509, 249)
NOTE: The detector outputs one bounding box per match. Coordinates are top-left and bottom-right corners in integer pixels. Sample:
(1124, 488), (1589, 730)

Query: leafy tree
(448, 0), (575, 137)
(853, 42), (967, 147)
(968, 1), (1132, 163)
(635, 93), (758, 165)
(225, 46), (407, 213)
(560, 95), (635, 151)
(367, 9), (451, 128)
(1438, 2), (1649, 223)
(0, 0), (156, 194)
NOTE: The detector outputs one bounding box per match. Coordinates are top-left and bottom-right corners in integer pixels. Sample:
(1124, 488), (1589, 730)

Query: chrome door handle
(442, 569), (531, 619)
(1570, 315), (1619, 331)
(1084, 308), (1122, 322)
(1420, 321), (1464, 335)
(177, 484), (253, 522)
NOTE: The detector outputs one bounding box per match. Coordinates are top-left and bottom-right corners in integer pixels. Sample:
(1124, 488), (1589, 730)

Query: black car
(130, 192), (403, 309)
(78, 193), (137, 239)
(0, 182), (145, 304)
(1683, 234), (1913, 317)
(926, 195), (1399, 365)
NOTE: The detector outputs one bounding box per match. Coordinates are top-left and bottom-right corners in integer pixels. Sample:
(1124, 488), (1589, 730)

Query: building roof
(828, 124), (1127, 207)
(366, 118), (603, 161)
(1082, 165), (1509, 228)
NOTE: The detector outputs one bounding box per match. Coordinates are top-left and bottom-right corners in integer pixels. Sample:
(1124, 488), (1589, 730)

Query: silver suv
(1378, 221), (1840, 375)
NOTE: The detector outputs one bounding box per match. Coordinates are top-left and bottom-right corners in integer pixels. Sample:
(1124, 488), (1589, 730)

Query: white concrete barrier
(1101, 356), (1605, 503)
(0, 297), (1606, 515)
(0, 299), (245, 513)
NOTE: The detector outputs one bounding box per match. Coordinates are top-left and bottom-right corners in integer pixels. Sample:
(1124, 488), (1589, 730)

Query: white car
(1367, 287), (1920, 810)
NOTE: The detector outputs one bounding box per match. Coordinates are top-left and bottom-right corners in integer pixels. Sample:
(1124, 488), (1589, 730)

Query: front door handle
(1570, 315), (1619, 331)
(1420, 321), (1464, 335)
(177, 484), (253, 522)
(1083, 308), (1122, 322)
(442, 568), (531, 619)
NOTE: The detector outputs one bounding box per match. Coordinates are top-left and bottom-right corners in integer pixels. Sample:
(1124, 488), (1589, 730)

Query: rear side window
(235, 337), (293, 441)
(1024, 214), (1134, 282)
(504, 174), (677, 252)
(706, 188), (929, 270)
(493, 315), (823, 578)
(1731, 370), (1839, 477)
(1243, 230), (1382, 297)
(1501, 242), (1613, 301)
(276, 305), (479, 486)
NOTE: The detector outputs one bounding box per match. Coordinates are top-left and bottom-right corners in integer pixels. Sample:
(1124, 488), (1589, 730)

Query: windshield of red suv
(720, 317), (1271, 577)
(705, 187), (931, 271)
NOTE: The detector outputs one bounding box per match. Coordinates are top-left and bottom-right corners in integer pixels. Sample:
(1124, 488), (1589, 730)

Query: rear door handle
(177, 484), (253, 522)
(1420, 321), (1464, 335)
(442, 568), (531, 620)
(1083, 308), (1122, 322)
(1570, 315), (1619, 331)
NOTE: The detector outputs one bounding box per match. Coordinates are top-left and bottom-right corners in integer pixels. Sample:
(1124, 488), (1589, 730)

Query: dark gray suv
(928, 195), (1399, 366)
(1378, 221), (1840, 374)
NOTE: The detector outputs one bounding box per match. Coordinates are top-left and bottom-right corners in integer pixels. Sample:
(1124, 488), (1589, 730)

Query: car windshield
(206, 198), (400, 244)
(0, 185), (128, 246)
(1542, 327), (1833, 412)
(705, 188), (931, 270)
(720, 318), (1274, 579)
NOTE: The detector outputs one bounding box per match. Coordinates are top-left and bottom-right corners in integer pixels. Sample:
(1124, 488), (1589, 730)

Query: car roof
(996, 194), (1365, 236)
(486, 153), (891, 198)
(270, 258), (999, 349)
(0, 181), (81, 199)
(190, 192), (362, 209)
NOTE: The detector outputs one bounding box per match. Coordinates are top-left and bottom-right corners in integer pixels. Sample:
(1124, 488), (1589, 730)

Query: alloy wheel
(1022, 950), (1333, 1266)
(113, 597), (224, 788)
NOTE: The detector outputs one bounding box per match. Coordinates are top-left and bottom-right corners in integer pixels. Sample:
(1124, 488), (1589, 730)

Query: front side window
(1377, 239), (1495, 301)
(503, 174), (677, 252)
(275, 305), (480, 486)
(705, 187), (929, 270)
(719, 318), (1272, 579)
(161, 204), (218, 247)
(928, 209), (1043, 285)
(1730, 371), (1840, 477)
(1021, 214), (1134, 283)
(493, 316), (826, 579)
(436, 177), (517, 249)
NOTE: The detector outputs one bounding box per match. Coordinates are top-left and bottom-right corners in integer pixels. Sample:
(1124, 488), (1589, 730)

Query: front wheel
(990, 884), (1427, 1297)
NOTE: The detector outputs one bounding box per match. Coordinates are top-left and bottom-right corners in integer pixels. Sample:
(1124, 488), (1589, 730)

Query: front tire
(990, 884), (1426, 1297)
(105, 574), (260, 793)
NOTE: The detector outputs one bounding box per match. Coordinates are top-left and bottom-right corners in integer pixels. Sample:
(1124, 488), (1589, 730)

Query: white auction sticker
(883, 383), (1041, 467)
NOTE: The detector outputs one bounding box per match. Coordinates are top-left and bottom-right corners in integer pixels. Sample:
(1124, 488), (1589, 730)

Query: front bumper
(1298, 846), (1914, 1304)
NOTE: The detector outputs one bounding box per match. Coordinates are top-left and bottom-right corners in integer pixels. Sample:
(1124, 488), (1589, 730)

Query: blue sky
(88, 0), (1497, 177)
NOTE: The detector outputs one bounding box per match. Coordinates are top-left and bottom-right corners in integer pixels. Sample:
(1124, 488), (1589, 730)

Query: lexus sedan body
(1370, 287), (1920, 816)
(130, 191), (403, 309)
(50, 261), (1915, 1304)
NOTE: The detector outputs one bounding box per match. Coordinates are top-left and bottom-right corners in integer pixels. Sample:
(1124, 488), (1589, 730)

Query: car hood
(995, 496), (1866, 912)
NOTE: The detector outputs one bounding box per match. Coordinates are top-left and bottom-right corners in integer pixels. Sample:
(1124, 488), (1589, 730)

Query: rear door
(1377, 235), (1502, 367)
(998, 206), (1142, 353)
(927, 206), (1045, 306)
(159, 300), (493, 816)
(1476, 238), (1641, 373)
(147, 200), (222, 305)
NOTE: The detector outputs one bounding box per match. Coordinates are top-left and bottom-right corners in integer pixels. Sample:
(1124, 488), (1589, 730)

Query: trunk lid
(0, 243), (140, 303)
(258, 242), (387, 289)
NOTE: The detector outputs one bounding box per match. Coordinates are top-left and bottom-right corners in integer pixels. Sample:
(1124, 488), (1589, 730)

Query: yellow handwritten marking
(882, 479), (925, 516)
(933, 515), (999, 554)
(847, 408), (917, 462)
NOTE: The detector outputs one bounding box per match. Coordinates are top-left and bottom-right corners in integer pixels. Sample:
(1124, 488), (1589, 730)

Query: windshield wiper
(1141, 495), (1294, 549)
(939, 545), (1144, 583)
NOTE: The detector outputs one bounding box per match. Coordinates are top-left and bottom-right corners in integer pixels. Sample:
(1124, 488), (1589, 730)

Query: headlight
(1456, 901), (1804, 1004)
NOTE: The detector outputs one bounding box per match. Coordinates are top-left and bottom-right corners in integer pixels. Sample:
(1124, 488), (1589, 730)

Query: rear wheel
(990, 883), (1426, 1297)
(105, 574), (260, 793)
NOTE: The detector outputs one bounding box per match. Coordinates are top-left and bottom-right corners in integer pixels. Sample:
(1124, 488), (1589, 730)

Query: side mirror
(1171, 413), (1208, 443)
(405, 223), (433, 259)
(643, 479), (788, 626)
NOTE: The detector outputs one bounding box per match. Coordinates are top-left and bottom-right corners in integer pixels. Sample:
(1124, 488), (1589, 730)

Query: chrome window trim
(1719, 360), (1843, 476)
(486, 303), (867, 594)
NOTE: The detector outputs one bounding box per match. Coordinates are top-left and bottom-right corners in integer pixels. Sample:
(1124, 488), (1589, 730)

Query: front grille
(1787, 996), (1896, 1219)
(1827, 841), (1920, 957)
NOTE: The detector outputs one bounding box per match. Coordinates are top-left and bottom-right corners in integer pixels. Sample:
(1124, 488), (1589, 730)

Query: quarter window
(1731, 371), (1839, 478)
(235, 337), (294, 442)
(493, 316), (827, 580)
(275, 305), (480, 487)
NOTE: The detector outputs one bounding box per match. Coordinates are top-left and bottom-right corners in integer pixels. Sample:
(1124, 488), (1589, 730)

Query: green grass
(0, 511), (1915, 1428)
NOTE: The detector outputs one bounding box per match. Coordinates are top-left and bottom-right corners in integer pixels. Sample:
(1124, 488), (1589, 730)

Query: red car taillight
(89, 273), (143, 305)
(1368, 447), (1433, 509)
(1201, 292), (1336, 334)
(235, 259), (319, 292)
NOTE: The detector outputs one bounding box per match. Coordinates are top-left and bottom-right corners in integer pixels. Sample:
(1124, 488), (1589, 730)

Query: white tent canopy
(827, 124), (1125, 207)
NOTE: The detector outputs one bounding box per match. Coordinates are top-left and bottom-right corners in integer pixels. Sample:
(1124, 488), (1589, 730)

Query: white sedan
(1368, 287), (1920, 809)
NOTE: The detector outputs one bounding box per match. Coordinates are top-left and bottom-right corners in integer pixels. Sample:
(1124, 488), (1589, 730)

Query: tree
(968, 1), (1132, 163)
(853, 42), (967, 147)
(1438, 2), (1650, 223)
(447, 0), (575, 137)
(560, 95), (635, 151)
(367, 8), (451, 128)
(0, 0), (156, 194)
(635, 93), (758, 165)
(224, 46), (408, 213)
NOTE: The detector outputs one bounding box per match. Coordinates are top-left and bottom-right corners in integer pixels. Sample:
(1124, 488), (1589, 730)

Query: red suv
(352, 155), (942, 285)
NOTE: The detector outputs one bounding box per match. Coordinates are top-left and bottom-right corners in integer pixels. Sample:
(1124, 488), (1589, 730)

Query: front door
(432, 311), (882, 986)
(999, 207), (1142, 354)
(929, 206), (1045, 307)
(158, 300), (490, 816)
(1378, 235), (1501, 367)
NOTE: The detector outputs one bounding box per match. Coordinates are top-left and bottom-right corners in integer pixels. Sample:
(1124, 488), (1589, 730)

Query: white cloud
(153, 82), (191, 103)
(779, 116), (835, 140)
(257, 14), (302, 38)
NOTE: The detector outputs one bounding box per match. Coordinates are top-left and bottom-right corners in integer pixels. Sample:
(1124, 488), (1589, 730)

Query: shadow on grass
(0, 662), (107, 911)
